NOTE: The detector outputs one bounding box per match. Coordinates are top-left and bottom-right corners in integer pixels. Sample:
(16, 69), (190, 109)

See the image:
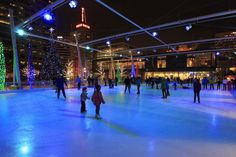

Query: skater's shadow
(60, 112), (138, 136)
(60, 113), (97, 119)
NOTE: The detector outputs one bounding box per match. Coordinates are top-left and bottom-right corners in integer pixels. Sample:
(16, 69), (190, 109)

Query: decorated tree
(40, 40), (62, 80)
(116, 64), (121, 82)
(96, 62), (105, 79)
(0, 42), (6, 90)
(27, 42), (35, 88)
(65, 60), (74, 80)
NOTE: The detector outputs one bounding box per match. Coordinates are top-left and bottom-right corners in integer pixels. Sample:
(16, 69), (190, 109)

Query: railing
(0, 80), (87, 92)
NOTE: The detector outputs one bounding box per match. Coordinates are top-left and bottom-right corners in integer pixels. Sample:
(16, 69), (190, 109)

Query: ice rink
(0, 85), (236, 157)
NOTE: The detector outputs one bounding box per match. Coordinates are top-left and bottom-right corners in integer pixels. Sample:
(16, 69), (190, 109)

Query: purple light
(69, 0), (77, 8)
(43, 13), (53, 21)
(152, 32), (158, 37)
(106, 41), (111, 45)
(28, 26), (33, 31)
(216, 51), (220, 56)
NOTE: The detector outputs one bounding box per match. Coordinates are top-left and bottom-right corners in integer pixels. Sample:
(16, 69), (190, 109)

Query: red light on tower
(76, 7), (90, 29)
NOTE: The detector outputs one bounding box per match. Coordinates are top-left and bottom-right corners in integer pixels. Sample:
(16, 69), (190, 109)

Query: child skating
(80, 87), (90, 113)
(92, 85), (105, 119)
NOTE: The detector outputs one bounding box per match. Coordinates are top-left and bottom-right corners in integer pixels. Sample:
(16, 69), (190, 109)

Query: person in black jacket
(193, 78), (201, 103)
(56, 74), (68, 99)
(124, 76), (131, 93)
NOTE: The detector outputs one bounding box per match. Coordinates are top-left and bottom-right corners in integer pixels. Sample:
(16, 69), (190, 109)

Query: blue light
(86, 46), (90, 50)
(137, 51), (140, 54)
(106, 41), (111, 45)
(16, 29), (26, 36)
(43, 13), (53, 21)
(216, 51), (220, 56)
(185, 24), (192, 31)
(20, 145), (29, 154)
(152, 32), (158, 37)
(69, 0), (78, 8)
(28, 26), (33, 31)
(125, 36), (130, 41)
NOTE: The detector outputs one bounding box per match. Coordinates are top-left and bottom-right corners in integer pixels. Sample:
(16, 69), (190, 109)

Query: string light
(0, 42), (6, 90)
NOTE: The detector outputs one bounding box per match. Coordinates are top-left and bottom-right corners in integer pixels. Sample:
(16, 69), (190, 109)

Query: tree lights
(0, 42), (6, 90)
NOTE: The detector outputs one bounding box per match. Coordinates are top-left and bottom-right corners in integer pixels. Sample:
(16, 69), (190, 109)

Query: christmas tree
(27, 42), (35, 88)
(40, 37), (62, 80)
(0, 42), (6, 90)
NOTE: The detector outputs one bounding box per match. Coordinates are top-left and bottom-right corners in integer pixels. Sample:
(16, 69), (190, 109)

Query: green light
(0, 42), (6, 90)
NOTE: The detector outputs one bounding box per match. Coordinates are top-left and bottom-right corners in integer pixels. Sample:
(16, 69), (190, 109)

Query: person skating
(56, 74), (68, 99)
(209, 78), (214, 90)
(92, 85), (105, 119)
(222, 78), (228, 90)
(80, 87), (90, 113)
(161, 78), (167, 99)
(136, 77), (141, 94)
(76, 76), (81, 90)
(124, 76), (131, 93)
(217, 78), (221, 90)
(193, 78), (201, 103)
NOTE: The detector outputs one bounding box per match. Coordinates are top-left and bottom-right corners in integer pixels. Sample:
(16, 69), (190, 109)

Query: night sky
(54, 0), (236, 45)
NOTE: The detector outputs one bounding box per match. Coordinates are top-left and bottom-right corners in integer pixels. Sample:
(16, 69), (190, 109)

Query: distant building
(70, 7), (93, 79)
(0, 0), (53, 82)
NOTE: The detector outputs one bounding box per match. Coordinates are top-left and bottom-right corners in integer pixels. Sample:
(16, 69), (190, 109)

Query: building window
(157, 57), (166, 68)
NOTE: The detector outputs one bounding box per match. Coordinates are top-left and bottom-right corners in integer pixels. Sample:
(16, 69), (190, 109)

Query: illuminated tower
(72, 7), (92, 78)
(75, 7), (91, 41)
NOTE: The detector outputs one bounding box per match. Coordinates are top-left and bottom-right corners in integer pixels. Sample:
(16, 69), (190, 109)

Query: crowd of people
(54, 74), (236, 119)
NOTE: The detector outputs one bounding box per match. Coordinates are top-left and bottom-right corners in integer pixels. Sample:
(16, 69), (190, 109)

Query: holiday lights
(0, 42), (6, 90)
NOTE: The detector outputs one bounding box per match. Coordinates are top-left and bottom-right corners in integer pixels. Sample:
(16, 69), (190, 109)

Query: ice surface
(0, 85), (236, 157)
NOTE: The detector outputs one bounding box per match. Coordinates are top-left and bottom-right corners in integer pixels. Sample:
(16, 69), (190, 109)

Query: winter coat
(80, 92), (89, 102)
(92, 91), (105, 106)
(56, 77), (67, 89)
(124, 78), (131, 86)
(193, 82), (201, 92)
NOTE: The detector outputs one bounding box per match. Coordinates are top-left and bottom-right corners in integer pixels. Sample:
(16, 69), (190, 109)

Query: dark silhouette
(124, 76), (131, 93)
(193, 79), (201, 103)
(76, 76), (81, 90)
(136, 77), (141, 94)
(56, 75), (67, 99)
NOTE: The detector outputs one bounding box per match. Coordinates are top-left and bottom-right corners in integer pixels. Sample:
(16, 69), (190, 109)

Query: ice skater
(136, 77), (141, 94)
(76, 75), (81, 90)
(161, 78), (167, 99)
(92, 85), (105, 119)
(193, 78), (201, 103)
(56, 74), (68, 99)
(80, 87), (90, 113)
(124, 76), (131, 93)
